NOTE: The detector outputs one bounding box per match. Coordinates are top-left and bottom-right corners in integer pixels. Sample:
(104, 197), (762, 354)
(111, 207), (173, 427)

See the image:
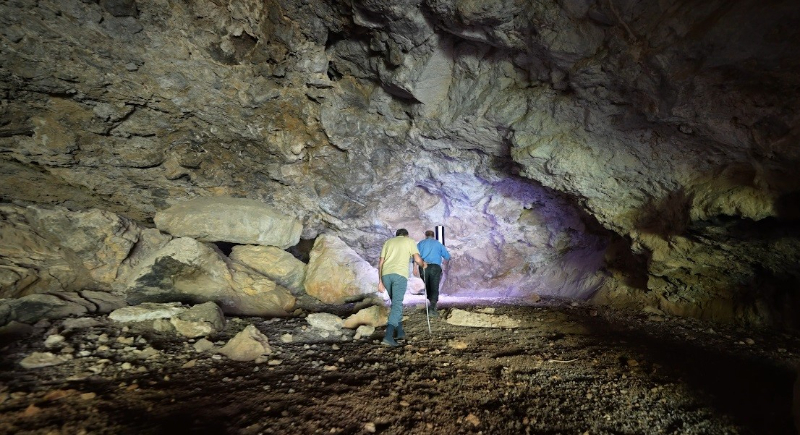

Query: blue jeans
(382, 273), (407, 327)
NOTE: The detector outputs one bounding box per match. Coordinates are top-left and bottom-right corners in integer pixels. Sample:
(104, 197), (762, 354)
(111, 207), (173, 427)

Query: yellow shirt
(380, 236), (419, 278)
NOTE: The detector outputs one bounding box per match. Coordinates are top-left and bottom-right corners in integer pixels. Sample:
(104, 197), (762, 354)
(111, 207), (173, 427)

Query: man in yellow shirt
(378, 228), (427, 347)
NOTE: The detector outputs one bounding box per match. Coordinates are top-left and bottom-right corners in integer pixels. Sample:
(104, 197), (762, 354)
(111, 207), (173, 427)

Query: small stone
(465, 413), (480, 426)
(20, 352), (71, 369)
(98, 334), (109, 343)
(80, 392), (97, 400)
(280, 334), (293, 343)
(23, 404), (40, 417)
(117, 336), (134, 345)
(268, 359), (282, 366)
(323, 365), (338, 371)
(193, 339), (214, 353)
(331, 344), (340, 350)
(744, 338), (755, 345)
(121, 362), (133, 370)
(44, 334), (65, 348)
(364, 422), (376, 433)
(182, 359), (197, 369)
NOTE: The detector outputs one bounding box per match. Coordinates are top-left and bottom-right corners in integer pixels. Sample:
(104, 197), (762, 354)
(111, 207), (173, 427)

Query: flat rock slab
(154, 197), (302, 249)
(445, 308), (522, 329)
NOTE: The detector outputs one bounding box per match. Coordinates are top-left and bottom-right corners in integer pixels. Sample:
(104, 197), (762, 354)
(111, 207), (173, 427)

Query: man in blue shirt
(417, 230), (451, 317)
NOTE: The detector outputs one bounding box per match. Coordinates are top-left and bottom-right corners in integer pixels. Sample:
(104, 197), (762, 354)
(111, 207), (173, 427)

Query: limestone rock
(354, 325), (375, 340)
(20, 352), (72, 369)
(1, 293), (89, 325)
(61, 317), (102, 331)
(343, 305), (389, 329)
(304, 235), (379, 304)
(306, 312), (344, 332)
(0, 204), (170, 299)
(218, 325), (272, 362)
(230, 245), (307, 295)
(170, 302), (225, 338)
(154, 197), (302, 249)
(445, 308), (521, 329)
(124, 237), (295, 317)
(78, 290), (126, 313)
(109, 302), (185, 323)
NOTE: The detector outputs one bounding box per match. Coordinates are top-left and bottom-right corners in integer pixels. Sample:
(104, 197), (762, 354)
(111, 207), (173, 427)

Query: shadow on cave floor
(0, 304), (799, 435)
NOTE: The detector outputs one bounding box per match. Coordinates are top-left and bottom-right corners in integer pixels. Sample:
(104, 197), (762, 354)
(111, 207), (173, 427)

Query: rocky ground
(1, 302), (798, 435)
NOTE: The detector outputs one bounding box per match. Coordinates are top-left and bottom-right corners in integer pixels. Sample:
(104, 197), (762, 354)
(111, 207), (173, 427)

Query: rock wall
(2, 0), (799, 326)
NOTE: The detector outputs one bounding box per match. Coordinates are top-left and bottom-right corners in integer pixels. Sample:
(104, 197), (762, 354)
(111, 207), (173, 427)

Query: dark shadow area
(565, 308), (798, 434)
(212, 241), (237, 257)
(287, 237), (315, 264)
(635, 187), (693, 237)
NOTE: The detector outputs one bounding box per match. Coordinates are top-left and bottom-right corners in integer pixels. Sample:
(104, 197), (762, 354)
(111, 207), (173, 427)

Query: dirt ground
(1, 302), (799, 435)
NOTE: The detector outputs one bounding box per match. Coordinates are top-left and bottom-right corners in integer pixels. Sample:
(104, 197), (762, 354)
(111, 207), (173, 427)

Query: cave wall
(2, 0), (799, 326)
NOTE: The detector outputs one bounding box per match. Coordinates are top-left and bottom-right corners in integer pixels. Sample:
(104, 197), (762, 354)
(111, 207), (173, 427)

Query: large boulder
(304, 234), (379, 304)
(0, 290), (125, 326)
(230, 245), (306, 295)
(0, 293), (89, 325)
(0, 204), (169, 298)
(124, 237), (295, 316)
(154, 197), (302, 249)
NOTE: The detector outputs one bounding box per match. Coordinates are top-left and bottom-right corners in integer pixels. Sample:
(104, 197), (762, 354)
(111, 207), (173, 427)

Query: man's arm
(413, 253), (427, 269)
(377, 257), (386, 292)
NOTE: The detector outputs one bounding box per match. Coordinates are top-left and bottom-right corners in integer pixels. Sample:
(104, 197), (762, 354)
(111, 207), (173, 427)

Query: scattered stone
(20, 352), (71, 369)
(193, 338), (215, 353)
(182, 359), (197, 369)
(218, 325), (272, 362)
(745, 338), (755, 345)
(121, 362), (133, 370)
(354, 325), (375, 340)
(364, 422), (376, 433)
(448, 340), (468, 350)
(80, 392), (97, 400)
(44, 334), (65, 348)
(343, 305), (389, 329)
(306, 312), (344, 331)
(116, 336), (134, 345)
(280, 333), (294, 343)
(465, 413), (480, 427)
(170, 301), (225, 338)
(23, 404), (40, 417)
(268, 359), (282, 366)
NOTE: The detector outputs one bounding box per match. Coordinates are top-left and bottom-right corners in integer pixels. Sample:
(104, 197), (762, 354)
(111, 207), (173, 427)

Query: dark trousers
(419, 263), (442, 305)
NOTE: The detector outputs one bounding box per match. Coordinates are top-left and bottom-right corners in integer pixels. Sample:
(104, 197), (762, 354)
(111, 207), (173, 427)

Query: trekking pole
(422, 266), (431, 334)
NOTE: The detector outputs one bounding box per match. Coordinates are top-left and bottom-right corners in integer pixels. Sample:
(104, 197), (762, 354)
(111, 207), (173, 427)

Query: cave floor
(0, 303), (798, 435)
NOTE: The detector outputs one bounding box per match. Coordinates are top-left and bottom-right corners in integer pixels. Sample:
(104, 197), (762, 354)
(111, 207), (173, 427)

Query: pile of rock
(0, 197), (388, 332)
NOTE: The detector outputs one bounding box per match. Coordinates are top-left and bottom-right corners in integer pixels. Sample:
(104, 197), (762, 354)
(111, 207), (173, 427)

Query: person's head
(425, 230), (435, 238)
(396, 228), (409, 237)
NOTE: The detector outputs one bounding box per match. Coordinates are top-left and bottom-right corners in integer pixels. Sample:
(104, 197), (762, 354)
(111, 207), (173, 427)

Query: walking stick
(422, 266), (431, 334)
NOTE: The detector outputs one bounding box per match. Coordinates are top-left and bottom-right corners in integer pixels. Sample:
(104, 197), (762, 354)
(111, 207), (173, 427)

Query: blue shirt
(417, 238), (451, 265)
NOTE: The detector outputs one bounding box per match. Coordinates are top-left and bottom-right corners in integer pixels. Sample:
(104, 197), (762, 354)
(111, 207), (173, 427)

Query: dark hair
(425, 230), (434, 238)
(396, 228), (409, 237)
